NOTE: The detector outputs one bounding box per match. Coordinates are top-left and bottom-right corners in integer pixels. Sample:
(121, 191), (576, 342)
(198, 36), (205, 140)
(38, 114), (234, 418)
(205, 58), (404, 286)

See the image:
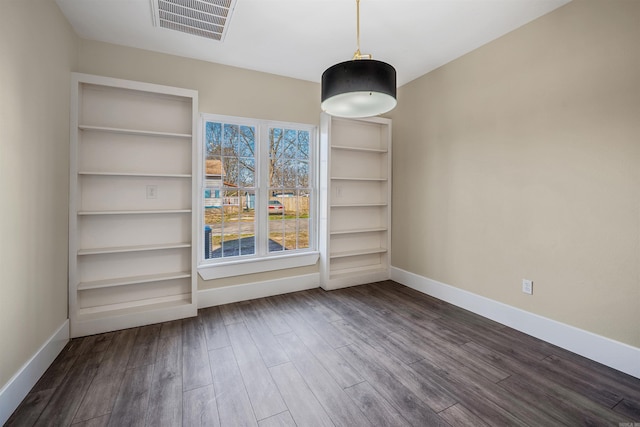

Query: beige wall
(0, 0), (78, 386)
(76, 40), (322, 291)
(77, 39), (321, 125)
(390, 0), (640, 347)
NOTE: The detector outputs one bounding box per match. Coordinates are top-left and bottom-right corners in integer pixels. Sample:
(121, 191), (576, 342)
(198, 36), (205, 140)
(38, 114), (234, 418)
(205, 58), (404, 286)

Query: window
(199, 114), (318, 278)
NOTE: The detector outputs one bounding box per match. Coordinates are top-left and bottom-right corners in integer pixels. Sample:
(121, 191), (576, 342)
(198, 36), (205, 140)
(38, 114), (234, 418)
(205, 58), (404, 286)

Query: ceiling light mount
(321, 0), (397, 118)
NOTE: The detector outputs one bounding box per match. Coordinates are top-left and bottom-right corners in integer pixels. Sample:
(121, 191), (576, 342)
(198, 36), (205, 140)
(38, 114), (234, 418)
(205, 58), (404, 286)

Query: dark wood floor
(7, 281), (640, 426)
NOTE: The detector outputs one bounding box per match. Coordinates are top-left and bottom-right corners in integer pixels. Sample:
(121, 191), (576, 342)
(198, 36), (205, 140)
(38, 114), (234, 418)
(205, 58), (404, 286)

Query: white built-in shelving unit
(69, 73), (198, 337)
(319, 113), (392, 290)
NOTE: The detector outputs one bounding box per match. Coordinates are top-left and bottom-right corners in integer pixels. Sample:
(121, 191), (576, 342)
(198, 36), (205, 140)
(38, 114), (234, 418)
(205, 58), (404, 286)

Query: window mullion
(256, 123), (270, 257)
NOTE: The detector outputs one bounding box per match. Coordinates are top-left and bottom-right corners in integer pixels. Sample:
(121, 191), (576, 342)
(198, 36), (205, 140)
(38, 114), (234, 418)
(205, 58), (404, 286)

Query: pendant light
(321, 0), (397, 118)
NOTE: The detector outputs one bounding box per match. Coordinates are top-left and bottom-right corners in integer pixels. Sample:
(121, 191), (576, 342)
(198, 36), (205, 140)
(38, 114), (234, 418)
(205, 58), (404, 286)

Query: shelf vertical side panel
(69, 75), (82, 326)
(319, 113), (332, 288)
(385, 119), (392, 273)
(189, 92), (199, 308)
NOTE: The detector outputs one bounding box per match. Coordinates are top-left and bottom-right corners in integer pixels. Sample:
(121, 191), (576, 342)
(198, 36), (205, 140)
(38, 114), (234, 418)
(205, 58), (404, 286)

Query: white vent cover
(151, 0), (236, 41)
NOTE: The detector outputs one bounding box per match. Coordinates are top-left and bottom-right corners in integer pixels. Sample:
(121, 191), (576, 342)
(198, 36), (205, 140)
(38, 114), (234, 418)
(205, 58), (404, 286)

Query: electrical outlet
(146, 185), (157, 199)
(522, 279), (533, 295)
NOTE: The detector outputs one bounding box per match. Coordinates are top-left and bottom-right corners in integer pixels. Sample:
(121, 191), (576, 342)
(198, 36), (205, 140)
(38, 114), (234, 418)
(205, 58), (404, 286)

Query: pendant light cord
(353, 0), (372, 60)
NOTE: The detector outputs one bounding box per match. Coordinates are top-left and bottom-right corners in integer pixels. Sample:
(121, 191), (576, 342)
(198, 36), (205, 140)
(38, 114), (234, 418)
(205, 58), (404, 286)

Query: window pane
(205, 155), (223, 208)
(239, 227), (255, 256)
(283, 129), (297, 159)
(296, 219), (310, 249)
(270, 159), (284, 188)
(206, 122), (222, 156)
(223, 124), (238, 153)
(297, 190), (310, 249)
(204, 207), (223, 259)
(268, 214), (285, 253)
(223, 157), (238, 187)
(298, 130), (310, 160)
(297, 161), (309, 187)
(238, 126), (255, 157)
(282, 159), (296, 188)
(239, 157), (255, 187)
(270, 128), (283, 159)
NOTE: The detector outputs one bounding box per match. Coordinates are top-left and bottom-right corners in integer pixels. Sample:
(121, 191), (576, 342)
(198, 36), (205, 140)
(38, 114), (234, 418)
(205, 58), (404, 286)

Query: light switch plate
(146, 185), (157, 199)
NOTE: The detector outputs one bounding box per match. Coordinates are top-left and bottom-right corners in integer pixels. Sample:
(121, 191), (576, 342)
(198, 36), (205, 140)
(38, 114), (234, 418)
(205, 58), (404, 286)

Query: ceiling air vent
(151, 0), (236, 41)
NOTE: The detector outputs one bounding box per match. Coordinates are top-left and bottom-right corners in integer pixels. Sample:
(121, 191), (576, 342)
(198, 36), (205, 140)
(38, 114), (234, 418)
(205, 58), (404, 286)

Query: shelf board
(330, 266), (388, 280)
(78, 209), (192, 216)
(77, 294), (192, 319)
(329, 248), (387, 259)
(78, 242), (191, 256)
(78, 171), (191, 178)
(331, 177), (387, 181)
(330, 227), (387, 235)
(78, 271), (192, 291)
(331, 144), (387, 153)
(78, 125), (192, 139)
(331, 203), (387, 208)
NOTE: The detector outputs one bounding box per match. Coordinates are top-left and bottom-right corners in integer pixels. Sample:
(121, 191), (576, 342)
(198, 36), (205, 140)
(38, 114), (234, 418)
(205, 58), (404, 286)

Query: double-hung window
(199, 114), (318, 279)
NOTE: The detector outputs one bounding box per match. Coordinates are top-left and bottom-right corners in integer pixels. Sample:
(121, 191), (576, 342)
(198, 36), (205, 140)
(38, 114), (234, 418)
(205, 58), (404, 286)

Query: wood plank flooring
(7, 281), (640, 426)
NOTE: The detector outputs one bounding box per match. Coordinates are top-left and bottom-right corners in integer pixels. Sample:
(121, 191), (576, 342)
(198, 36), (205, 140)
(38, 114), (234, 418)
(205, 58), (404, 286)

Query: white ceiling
(56, 0), (570, 87)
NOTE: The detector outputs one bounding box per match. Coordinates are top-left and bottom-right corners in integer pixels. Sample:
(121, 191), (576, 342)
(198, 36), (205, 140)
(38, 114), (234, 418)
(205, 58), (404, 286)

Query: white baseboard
(198, 273), (320, 308)
(390, 267), (640, 379)
(0, 319), (70, 425)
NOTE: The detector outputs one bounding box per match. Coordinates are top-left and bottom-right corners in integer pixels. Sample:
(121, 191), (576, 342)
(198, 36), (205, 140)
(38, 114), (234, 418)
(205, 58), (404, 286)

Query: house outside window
(199, 114), (318, 279)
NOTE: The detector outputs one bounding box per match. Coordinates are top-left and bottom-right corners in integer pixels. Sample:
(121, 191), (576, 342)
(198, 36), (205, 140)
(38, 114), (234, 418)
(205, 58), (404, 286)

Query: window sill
(197, 251), (320, 280)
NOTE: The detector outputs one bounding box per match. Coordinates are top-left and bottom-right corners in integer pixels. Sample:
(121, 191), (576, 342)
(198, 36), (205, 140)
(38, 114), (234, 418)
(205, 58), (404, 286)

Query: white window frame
(197, 113), (319, 280)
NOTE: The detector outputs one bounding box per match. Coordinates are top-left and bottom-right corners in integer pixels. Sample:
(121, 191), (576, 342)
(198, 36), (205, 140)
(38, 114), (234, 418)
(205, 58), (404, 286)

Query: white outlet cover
(522, 279), (533, 295)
